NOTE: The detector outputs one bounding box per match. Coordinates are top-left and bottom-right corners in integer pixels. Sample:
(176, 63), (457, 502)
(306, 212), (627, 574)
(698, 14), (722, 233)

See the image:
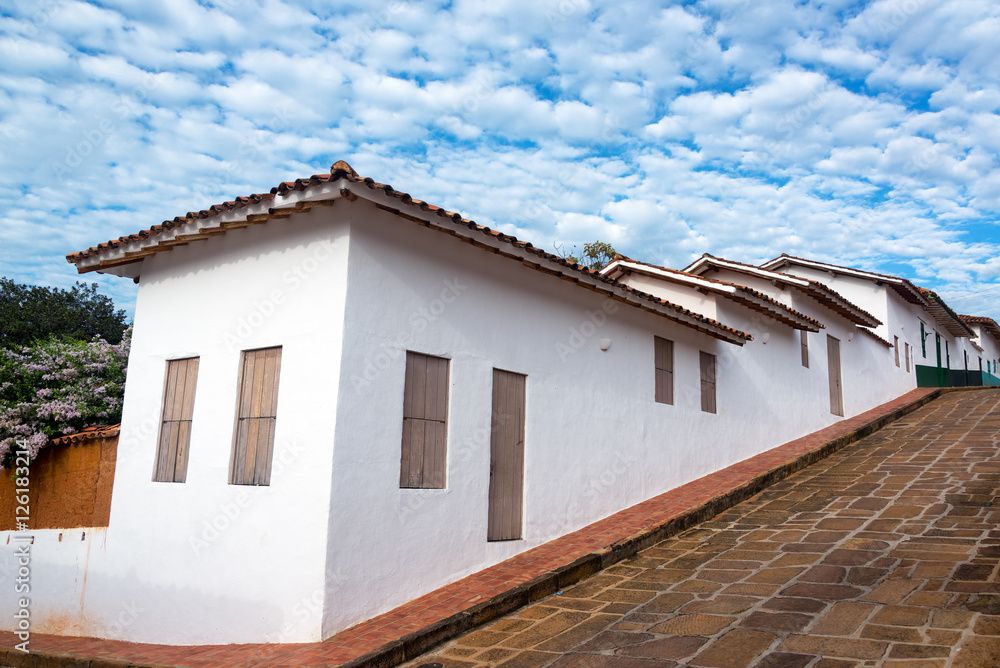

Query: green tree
(0, 278), (129, 348)
(557, 240), (620, 270)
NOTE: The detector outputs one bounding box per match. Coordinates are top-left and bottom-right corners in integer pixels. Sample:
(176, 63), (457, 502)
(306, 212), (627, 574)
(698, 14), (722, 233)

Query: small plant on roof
(555, 240), (619, 271)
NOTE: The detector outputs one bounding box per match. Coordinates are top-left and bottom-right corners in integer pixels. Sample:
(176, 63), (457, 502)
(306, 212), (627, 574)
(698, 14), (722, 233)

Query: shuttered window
(800, 330), (809, 368)
(894, 336), (900, 367)
(654, 337), (674, 405)
(400, 352), (449, 489)
(905, 343), (911, 372)
(700, 351), (717, 414)
(230, 347), (282, 486)
(154, 357), (199, 483)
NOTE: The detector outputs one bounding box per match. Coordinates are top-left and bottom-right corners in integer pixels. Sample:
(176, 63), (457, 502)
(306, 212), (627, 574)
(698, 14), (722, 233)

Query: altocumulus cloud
(1, 0), (1000, 319)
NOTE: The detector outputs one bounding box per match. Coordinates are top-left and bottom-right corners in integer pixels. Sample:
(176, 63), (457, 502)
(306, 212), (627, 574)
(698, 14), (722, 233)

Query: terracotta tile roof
(66, 162), (752, 345)
(682, 254), (882, 328)
(917, 288), (975, 338)
(959, 315), (1000, 345)
(49, 424), (120, 446)
(761, 254), (926, 306)
(857, 327), (892, 348)
(602, 257), (824, 332)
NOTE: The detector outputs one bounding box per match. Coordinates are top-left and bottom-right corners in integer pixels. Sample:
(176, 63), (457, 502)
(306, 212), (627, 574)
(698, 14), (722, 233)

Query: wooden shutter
(400, 352), (449, 489)
(800, 330), (809, 368)
(654, 337), (674, 404)
(827, 335), (844, 417)
(894, 337), (900, 367)
(488, 369), (526, 541)
(905, 343), (911, 372)
(231, 347), (282, 486)
(700, 352), (717, 414)
(154, 357), (199, 482)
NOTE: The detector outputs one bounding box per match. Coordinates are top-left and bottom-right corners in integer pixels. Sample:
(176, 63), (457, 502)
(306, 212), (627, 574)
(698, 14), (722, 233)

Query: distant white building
(0, 162), (990, 646)
(759, 255), (978, 387)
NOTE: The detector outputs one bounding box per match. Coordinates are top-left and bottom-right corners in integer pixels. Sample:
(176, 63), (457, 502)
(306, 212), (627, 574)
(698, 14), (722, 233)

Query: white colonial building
(1, 161), (992, 646)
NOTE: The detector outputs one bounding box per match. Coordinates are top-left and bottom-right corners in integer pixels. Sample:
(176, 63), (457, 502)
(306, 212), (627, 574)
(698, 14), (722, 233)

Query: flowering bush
(0, 328), (130, 467)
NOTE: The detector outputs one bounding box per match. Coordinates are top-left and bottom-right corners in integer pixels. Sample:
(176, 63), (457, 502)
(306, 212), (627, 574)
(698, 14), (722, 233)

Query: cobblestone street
(407, 390), (1000, 668)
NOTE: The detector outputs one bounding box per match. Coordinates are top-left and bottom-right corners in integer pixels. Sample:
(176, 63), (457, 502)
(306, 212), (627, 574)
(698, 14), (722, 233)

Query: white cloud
(1, 0), (999, 323)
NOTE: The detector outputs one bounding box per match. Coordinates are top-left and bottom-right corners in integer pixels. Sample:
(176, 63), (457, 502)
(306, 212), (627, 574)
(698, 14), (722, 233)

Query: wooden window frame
(230, 346), (282, 486)
(153, 357), (199, 483)
(905, 342), (911, 373)
(654, 337), (674, 405)
(487, 368), (527, 541)
(894, 336), (900, 367)
(800, 330), (809, 368)
(400, 351), (450, 489)
(700, 351), (717, 414)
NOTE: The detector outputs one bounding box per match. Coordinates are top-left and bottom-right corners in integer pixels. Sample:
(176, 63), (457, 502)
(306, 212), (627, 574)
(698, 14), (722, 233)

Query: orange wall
(0, 435), (118, 530)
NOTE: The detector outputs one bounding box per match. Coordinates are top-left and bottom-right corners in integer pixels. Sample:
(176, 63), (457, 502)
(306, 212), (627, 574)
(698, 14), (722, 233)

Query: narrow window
(154, 357), (199, 483)
(231, 346), (282, 486)
(920, 321), (927, 358)
(905, 343), (911, 372)
(828, 335), (844, 417)
(979, 357), (983, 371)
(700, 351), (717, 414)
(800, 330), (809, 368)
(894, 336), (900, 367)
(400, 351), (449, 489)
(945, 340), (950, 368)
(654, 337), (674, 404)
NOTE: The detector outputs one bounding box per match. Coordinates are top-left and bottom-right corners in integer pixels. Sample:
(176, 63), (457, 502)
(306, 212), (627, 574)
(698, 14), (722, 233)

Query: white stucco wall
(315, 203), (919, 638)
(698, 267), (915, 413)
(617, 272), (718, 319)
(0, 210), (351, 644)
(779, 266), (891, 339)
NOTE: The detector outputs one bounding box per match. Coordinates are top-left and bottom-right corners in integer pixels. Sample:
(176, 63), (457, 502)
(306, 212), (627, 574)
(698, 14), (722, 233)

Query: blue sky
(2, 0), (1000, 321)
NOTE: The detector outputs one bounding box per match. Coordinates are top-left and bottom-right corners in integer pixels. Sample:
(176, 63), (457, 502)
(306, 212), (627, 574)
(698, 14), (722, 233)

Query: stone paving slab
(404, 388), (1000, 668)
(0, 387), (977, 668)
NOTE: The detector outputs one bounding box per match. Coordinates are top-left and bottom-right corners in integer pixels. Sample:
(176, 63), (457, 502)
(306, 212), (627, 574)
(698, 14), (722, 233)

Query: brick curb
(0, 387), (952, 668)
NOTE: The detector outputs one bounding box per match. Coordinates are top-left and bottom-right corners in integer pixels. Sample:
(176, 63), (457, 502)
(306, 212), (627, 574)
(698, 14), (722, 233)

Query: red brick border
(2, 387), (968, 668)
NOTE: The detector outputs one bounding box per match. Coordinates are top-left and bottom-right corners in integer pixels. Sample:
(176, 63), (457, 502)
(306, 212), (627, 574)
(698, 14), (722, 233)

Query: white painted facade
(1, 167), (989, 647)
(674, 261), (917, 416)
(761, 257), (975, 381)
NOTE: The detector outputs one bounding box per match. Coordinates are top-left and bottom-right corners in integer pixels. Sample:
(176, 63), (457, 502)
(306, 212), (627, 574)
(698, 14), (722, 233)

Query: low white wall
(0, 211), (351, 644)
